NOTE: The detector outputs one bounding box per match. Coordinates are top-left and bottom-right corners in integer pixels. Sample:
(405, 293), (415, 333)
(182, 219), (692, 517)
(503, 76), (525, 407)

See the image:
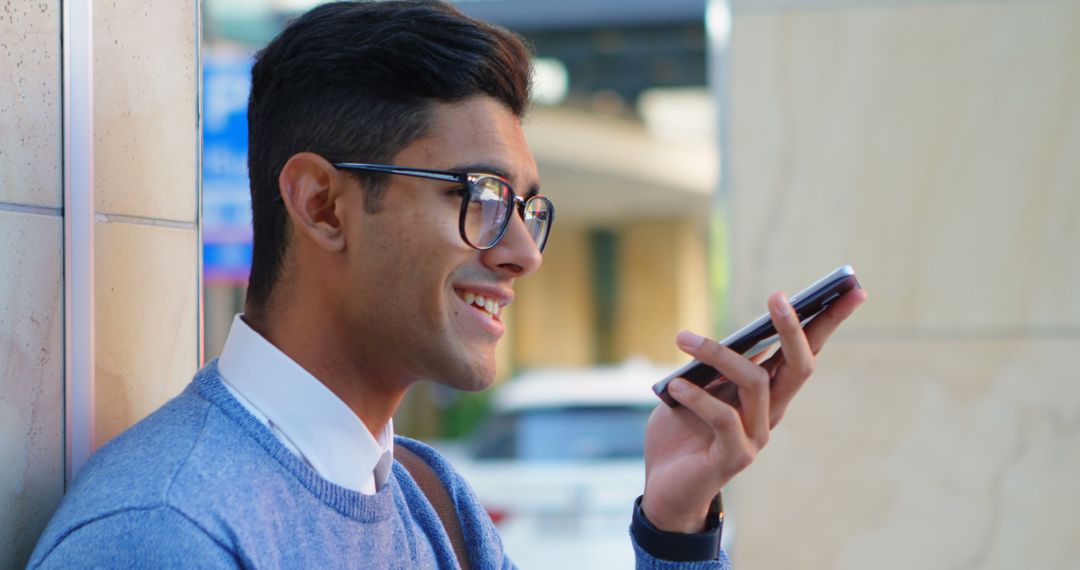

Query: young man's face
(339, 96), (543, 391)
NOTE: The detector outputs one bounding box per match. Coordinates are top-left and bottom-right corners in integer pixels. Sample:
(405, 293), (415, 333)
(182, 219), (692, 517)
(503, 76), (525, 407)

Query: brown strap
(397, 446), (471, 570)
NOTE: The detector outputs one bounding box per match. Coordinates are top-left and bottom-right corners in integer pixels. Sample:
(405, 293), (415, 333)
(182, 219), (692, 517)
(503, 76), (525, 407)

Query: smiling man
(30, 1), (864, 568)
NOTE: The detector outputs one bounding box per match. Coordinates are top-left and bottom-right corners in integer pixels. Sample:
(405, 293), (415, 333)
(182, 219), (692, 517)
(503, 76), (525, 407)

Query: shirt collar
(217, 314), (393, 493)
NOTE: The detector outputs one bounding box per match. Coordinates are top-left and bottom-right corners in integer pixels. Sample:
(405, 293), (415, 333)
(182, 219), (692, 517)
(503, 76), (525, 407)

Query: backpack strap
(396, 446), (471, 570)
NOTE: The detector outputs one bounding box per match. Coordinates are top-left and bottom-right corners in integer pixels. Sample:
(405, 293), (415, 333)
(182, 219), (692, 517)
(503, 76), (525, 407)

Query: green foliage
(438, 389), (493, 440)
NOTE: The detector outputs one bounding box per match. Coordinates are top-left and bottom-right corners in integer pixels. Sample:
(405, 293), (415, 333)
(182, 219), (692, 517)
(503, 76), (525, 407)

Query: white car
(439, 360), (733, 568)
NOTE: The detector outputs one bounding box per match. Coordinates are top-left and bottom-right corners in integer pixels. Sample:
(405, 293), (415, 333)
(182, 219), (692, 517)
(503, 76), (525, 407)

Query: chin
(450, 370), (497, 392)
(438, 356), (497, 392)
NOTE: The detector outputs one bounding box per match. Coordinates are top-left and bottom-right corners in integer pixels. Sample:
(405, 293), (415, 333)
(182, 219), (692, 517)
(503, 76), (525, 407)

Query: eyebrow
(453, 162), (540, 199)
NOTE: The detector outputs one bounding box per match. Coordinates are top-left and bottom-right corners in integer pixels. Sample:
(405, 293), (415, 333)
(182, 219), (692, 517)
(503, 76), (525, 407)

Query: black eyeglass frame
(332, 162), (554, 252)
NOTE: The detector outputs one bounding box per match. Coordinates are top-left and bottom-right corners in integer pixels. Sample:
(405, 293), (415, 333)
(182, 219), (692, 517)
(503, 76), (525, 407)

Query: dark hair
(245, 0), (533, 314)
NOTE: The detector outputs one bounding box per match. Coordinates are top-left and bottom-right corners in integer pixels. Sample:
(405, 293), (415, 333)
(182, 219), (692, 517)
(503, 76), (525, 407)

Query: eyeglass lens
(523, 198), (551, 247)
(462, 177), (508, 248)
(462, 176), (550, 250)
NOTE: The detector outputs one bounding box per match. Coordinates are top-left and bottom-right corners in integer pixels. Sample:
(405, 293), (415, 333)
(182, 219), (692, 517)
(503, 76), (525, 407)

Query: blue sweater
(29, 362), (729, 569)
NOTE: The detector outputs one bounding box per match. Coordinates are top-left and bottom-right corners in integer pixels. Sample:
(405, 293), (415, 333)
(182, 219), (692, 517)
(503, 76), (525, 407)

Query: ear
(278, 152), (348, 253)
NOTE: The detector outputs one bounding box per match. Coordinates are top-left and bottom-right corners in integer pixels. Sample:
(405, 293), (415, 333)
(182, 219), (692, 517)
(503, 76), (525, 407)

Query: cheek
(395, 199), (462, 252)
(350, 204), (470, 306)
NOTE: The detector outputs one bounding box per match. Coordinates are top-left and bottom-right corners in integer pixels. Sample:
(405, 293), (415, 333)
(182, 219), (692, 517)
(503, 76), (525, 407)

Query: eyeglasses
(333, 163), (554, 252)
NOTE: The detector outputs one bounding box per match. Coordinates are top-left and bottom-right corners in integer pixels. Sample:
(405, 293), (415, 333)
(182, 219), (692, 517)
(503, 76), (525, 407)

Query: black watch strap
(631, 494), (723, 562)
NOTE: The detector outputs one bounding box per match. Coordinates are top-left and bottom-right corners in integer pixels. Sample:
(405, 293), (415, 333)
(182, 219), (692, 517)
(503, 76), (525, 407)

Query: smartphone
(652, 265), (861, 408)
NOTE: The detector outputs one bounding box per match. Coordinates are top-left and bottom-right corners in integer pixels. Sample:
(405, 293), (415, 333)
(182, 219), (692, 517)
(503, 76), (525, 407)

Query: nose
(481, 209), (542, 277)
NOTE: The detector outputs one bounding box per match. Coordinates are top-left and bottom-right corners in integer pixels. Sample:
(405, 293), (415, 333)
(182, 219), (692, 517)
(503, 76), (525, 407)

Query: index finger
(764, 287), (866, 425)
(801, 288), (868, 354)
(763, 291), (816, 421)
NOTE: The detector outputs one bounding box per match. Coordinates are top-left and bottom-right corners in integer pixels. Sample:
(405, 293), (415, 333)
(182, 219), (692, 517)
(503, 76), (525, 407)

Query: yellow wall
(511, 223), (596, 370)
(615, 219), (710, 363)
(509, 218), (710, 371)
(726, 1), (1080, 568)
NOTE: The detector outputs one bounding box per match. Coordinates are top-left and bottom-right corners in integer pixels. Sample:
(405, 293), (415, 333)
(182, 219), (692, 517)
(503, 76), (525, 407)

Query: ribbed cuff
(631, 495), (723, 562)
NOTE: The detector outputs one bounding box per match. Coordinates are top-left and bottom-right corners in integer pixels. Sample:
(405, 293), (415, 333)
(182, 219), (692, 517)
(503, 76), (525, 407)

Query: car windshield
(470, 405), (652, 462)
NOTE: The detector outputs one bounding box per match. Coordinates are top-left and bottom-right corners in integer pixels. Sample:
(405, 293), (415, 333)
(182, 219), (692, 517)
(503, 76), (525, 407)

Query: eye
(444, 185), (469, 199)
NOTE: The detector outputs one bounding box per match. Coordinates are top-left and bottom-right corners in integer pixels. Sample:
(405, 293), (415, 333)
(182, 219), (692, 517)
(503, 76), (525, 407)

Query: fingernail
(772, 293), (791, 317)
(676, 330), (706, 350)
(669, 378), (688, 394)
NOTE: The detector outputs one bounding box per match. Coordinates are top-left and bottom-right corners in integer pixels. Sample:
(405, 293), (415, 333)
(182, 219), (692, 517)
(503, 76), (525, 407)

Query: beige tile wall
(0, 3), (64, 566)
(730, 339), (1080, 569)
(0, 1), (199, 565)
(94, 222), (199, 445)
(726, 1), (1080, 568)
(91, 0), (200, 446)
(93, 0), (198, 222)
(0, 1), (61, 209)
(728, 0), (1080, 331)
(0, 212), (64, 569)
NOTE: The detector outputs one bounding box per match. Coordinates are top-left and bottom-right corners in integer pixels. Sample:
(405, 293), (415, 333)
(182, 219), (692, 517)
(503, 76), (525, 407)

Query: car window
(470, 405), (652, 461)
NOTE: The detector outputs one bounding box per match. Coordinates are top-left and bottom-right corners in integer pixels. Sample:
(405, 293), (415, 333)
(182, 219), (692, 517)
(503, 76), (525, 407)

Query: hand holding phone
(653, 265), (861, 407)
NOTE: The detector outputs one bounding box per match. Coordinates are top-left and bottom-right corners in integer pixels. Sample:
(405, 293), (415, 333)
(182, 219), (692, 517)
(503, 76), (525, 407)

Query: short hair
(245, 0), (533, 313)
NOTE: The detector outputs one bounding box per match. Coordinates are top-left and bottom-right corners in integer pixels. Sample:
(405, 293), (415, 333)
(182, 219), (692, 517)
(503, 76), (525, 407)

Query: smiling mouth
(455, 289), (504, 320)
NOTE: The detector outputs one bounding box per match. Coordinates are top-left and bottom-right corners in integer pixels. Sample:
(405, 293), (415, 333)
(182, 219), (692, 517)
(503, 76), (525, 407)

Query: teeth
(459, 290), (503, 319)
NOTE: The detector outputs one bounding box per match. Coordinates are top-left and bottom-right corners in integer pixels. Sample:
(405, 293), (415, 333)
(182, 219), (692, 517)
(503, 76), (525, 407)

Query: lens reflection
(465, 176), (511, 248)
(524, 197), (552, 251)
(462, 176), (553, 251)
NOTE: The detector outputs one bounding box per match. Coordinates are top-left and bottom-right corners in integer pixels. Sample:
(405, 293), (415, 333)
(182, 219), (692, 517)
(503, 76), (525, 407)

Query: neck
(244, 300), (409, 439)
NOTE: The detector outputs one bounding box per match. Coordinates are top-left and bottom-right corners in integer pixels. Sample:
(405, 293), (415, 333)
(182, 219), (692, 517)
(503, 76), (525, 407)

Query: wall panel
(90, 0), (200, 447)
(0, 3), (64, 565)
(0, 212), (64, 567)
(94, 222), (198, 445)
(0, 1), (61, 208)
(731, 339), (1080, 569)
(725, 1), (1080, 568)
(729, 0), (1080, 333)
(93, 0), (198, 222)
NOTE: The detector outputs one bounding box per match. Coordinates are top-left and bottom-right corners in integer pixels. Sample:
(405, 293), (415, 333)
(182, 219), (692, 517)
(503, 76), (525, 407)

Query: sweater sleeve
(631, 534), (732, 570)
(31, 506), (237, 569)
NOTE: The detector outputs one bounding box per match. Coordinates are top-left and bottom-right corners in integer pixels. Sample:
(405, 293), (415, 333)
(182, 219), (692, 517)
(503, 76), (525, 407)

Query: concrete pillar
(722, 0), (1080, 567)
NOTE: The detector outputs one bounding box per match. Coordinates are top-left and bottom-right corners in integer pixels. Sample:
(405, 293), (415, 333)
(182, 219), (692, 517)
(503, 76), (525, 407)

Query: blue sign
(202, 52), (254, 284)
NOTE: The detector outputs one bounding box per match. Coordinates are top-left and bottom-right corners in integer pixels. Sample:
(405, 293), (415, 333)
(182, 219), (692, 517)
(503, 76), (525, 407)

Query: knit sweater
(29, 362), (729, 569)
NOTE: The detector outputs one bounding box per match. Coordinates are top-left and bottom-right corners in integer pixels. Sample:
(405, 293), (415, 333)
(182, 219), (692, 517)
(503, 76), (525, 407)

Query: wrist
(631, 495), (724, 562)
(642, 506), (708, 534)
(640, 493), (719, 534)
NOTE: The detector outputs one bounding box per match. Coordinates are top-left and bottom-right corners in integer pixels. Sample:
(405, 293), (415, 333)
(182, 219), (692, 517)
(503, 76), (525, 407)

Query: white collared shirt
(217, 314), (394, 495)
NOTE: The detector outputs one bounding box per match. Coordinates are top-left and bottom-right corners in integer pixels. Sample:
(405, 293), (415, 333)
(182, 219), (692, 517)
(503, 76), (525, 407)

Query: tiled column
(91, 0), (200, 446)
(0, 1), (199, 566)
(723, 1), (1080, 568)
(0, 3), (64, 567)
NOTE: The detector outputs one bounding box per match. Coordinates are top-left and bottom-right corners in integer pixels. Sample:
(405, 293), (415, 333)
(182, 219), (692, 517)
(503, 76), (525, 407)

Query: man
(30, 1), (865, 568)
